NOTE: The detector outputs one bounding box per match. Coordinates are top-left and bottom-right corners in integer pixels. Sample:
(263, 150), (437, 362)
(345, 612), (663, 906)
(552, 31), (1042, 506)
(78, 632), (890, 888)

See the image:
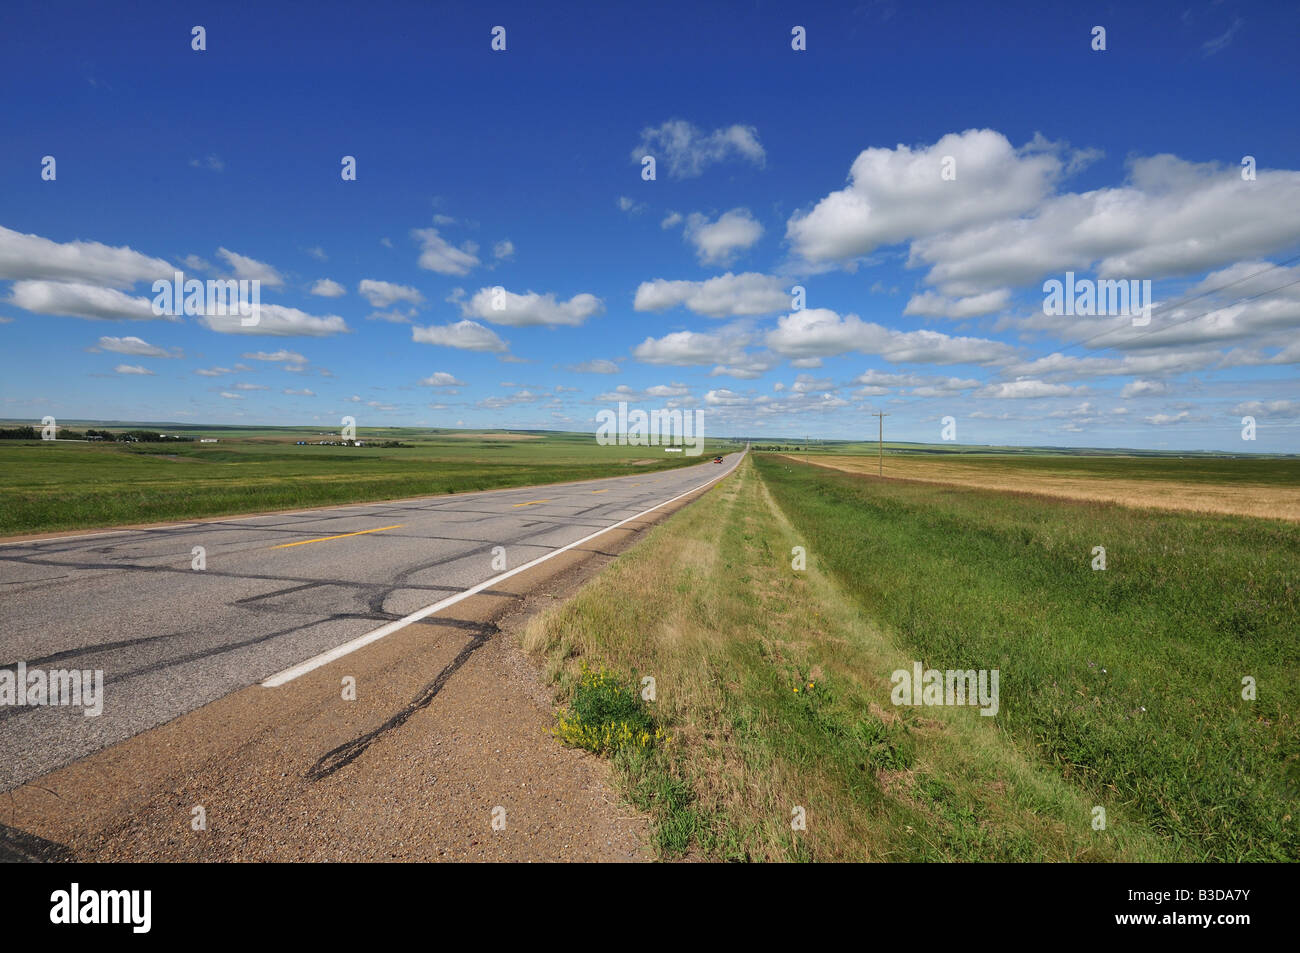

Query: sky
(1, 0), (1298, 451)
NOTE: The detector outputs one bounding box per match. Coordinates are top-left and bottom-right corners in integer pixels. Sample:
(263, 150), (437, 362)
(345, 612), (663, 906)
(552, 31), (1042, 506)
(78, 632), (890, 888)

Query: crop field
(524, 453), (1299, 861)
(785, 452), (1300, 522)
(0, 427), (740, 536)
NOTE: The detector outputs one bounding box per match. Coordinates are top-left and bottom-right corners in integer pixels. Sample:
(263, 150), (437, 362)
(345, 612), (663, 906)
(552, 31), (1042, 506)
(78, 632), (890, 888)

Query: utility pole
(871, 412), (889, 477)
(805, 435), (809, 465)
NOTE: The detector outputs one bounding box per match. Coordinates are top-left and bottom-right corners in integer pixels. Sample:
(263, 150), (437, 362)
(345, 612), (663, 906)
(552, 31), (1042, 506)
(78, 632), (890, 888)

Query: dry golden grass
(521, 458), (1175, 861)
(799, 454), (1300, 522)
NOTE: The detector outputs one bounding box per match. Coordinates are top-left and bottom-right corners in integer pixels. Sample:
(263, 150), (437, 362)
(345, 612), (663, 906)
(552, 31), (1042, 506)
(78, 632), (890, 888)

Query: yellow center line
(273, 524), (404, 549)
(590, 489), (609, 494)
(512, 499), (550, 507)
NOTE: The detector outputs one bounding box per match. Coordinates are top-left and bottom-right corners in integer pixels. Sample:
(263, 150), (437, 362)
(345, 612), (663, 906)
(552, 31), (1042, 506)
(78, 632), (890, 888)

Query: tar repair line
(261, 456), (741, 688)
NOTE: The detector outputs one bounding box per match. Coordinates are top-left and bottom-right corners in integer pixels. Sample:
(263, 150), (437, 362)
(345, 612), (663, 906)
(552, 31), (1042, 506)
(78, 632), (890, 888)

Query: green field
(524, 454), (1299, 861)
(0, 427), (740, 536)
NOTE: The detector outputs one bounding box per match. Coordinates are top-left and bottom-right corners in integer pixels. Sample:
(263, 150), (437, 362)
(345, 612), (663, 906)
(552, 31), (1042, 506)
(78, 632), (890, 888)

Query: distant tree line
(0, 427), (193, 442)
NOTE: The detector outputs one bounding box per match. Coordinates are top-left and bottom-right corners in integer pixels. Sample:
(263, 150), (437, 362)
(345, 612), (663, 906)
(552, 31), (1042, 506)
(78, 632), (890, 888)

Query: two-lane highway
(0, 452), (742, 791)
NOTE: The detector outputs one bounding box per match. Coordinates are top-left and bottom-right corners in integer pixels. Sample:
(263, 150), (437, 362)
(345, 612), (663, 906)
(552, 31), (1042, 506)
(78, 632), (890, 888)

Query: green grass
(754, 454), (1300, 862)
(0, 430), (740, 535)
(525, 458), (1178, 861)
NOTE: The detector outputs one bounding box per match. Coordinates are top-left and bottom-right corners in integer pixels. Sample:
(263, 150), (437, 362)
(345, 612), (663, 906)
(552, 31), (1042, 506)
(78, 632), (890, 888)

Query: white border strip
(260, 455), (740, 687)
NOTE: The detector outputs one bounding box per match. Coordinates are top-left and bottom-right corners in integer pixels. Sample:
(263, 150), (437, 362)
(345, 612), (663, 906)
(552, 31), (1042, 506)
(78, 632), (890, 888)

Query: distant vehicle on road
(713, 456), (724, 463)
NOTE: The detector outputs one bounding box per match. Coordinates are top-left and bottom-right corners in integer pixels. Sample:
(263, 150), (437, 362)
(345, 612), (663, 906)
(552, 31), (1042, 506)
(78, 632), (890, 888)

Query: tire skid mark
(305, 622), (496, 782)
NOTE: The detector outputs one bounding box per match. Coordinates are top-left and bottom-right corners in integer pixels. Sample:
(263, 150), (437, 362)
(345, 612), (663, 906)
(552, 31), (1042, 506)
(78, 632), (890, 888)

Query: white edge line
(260, 454), (742, 687)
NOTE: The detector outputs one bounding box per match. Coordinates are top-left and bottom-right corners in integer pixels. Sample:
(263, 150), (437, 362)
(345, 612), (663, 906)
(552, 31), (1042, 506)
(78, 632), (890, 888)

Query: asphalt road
(0, 452), (742, 792)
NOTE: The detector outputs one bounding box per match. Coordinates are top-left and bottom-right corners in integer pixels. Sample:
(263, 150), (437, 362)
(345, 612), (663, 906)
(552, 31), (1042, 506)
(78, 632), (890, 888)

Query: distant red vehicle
(713, 456), (724, 463)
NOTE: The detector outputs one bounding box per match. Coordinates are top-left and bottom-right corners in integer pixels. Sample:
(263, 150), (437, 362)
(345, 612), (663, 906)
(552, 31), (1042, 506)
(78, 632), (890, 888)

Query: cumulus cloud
(683, 209), (763, 266)
(114, 364), (153, 375)
(242, 349), (307, 363)
(419, 371), (465, 387)
(411, 319), (508, 352)
(765, 308), (1016, 365)
(1121, 379), (1168, 398)
(216, 247), (285, 288)
(11, 280), (161, 321)
(632, 329), (747, 367)
(912, 155), (1300, 296)
(413, 228), (479, 275)
(0, 225), (172, 287)
(904, 288), (1011, 319)
(94, 335), (182, 358)
(460, 287), (603, 327)
(632, 120), (765, 178)
(1232, 399), (1300, 419)
(568, 358), (620, 374)
(974, 379), (1085, 399)
(493, 240), (514, 260)
(310, 278), (346, 297)
(787, 129), (1062, 264)
(359, 278), (424, 308)
(198, 304), (348, 336)
(633, 272), (789, 317)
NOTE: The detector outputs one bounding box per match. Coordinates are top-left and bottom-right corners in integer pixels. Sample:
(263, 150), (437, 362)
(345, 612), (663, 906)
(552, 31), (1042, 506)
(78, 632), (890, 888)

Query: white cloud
(283, 388), (316, 396)
(190, 155), (224, 172)
(904, 288), (1011, 319)
(411, 319), (508, 352)
(412, 228), (480, 275)
(493, 240), (514, 260)
(199, 304), (348, 337)
(114, 364), (153, 375)
(460, 287), (603, 327)
(233, 382), (269, 391)
(568, 359), (620, 374)
(0, 225), (172, 287)
(216, 247), (285, 289)
(975, 379), (1085, 399)
(195, 367), (231, 377)
(11, 280), (161, 321)
(787, 129), (1062, 264)
(633, 272), (789, 317)
(683, 209), (763, 266)
(913, 156), (1300, 296)
(632, 120), (765, 178)
(704, 388), (750, 406)
(220, 392), (244, 400)
(419, 372), (465, 387)
(765, 308), (1016, 364)
(359, 278), (424, 308)
(633, 330), (731, 366)
(1146, 411), (1191, 425)
(1232, 399), (1300, 419)
(242, 349), (307, 364)
(94, 335), (181, 358)
(661, 211), (683, 229)
(310, 278), (346, 297)
(1121, 379), (1168, 398)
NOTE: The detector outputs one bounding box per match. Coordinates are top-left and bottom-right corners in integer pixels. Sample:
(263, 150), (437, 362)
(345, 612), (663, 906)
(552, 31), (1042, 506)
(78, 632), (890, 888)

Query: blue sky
(2, 0), (1298, 450)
